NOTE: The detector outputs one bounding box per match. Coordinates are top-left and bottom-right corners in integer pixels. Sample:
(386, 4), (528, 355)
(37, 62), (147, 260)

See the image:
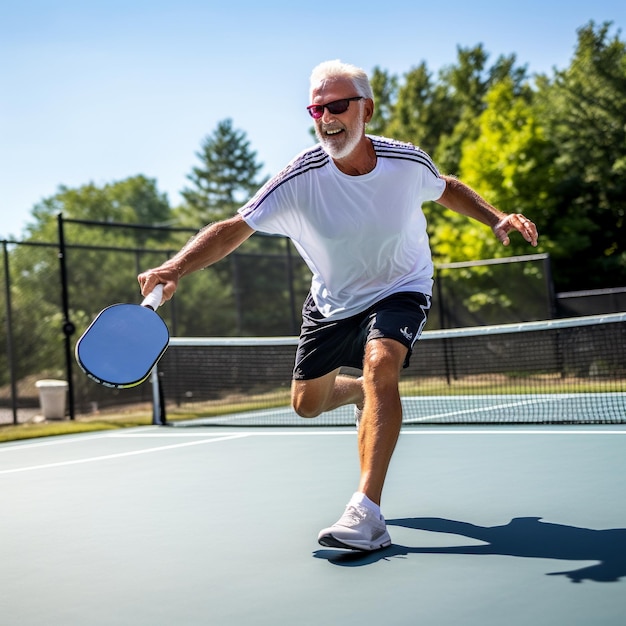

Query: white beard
(316, 122), (364, 161)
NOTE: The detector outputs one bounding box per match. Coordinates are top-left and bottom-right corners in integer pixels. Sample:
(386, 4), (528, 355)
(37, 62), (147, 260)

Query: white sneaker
(318, 503), (392, 551)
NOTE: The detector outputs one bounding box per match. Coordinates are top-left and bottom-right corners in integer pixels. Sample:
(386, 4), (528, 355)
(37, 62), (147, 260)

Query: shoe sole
(318, 533), (392, 552)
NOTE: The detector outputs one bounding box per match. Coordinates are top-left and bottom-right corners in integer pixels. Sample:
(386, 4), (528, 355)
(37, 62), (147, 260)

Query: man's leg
(357, 337), (406, 506)
(291, 369), (363, 418)
(317, 337), (406, 551)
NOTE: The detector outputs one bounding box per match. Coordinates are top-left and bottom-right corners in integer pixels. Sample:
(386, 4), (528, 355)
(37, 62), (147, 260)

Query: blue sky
(1, 0), (625, 238)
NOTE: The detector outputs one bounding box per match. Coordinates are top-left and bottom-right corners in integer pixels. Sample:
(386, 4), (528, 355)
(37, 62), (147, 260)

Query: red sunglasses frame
(307, 97), (364, 119)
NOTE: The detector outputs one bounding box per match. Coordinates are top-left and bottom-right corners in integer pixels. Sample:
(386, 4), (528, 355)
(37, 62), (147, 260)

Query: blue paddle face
(76, 304), (169, 388)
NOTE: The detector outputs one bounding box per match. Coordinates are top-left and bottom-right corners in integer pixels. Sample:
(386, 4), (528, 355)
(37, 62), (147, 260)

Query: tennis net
(152, 312), (626, 426)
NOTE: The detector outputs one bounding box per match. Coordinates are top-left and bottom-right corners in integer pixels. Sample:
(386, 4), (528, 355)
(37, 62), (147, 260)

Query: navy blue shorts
(292, 291), (431, 380)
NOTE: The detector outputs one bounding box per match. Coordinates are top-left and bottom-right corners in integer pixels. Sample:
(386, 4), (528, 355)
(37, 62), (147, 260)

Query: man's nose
(321, 107), (335, 123)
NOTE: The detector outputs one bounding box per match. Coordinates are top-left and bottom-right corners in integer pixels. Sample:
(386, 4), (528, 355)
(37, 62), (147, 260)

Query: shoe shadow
(313, 516), (626, 583)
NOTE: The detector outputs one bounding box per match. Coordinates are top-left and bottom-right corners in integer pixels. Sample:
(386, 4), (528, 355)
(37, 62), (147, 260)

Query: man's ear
(363, 98), (374, 124)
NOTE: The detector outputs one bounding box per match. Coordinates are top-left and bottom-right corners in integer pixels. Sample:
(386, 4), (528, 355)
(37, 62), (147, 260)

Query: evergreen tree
(179, 119), (267, 226)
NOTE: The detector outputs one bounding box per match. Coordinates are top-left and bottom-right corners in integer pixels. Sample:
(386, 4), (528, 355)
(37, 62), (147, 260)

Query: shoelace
(338, 504), (369, 527)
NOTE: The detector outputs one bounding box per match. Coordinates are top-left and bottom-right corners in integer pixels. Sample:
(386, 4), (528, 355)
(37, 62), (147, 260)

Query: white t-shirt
(239, 135), (446, 320)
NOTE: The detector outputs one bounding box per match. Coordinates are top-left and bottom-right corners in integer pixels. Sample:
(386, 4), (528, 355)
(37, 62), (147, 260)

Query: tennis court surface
(2, 423), (625, 625)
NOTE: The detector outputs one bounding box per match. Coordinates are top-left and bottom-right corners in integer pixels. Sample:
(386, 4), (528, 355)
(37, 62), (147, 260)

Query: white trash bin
(35, 379), (68, 420)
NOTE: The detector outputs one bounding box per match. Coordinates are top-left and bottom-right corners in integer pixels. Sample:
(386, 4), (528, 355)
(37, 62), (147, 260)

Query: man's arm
(138, 214), (255, 302)
(437, 175), (538, 247)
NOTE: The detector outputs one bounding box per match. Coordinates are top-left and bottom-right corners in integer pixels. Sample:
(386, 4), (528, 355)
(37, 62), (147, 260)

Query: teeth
(326, 129), (342, 135)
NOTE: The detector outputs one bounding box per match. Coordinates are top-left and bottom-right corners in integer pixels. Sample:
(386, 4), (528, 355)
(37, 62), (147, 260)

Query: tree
(445, 78), (554, 259)
(384, 62), (448, 154)
(368, 66), (397, 136)
(535, 21), (626, 289)
(9, 177), (174, 367)
(21, 176), (173, 303)
(179, 119), (267, 225)
(28, 175), (170, 225)
(424, 76), (555, 323)
(435, 46), (528, 176)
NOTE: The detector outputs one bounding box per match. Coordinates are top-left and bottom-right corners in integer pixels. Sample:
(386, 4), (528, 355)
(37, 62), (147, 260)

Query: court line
(403, 393), (626, 421)
(2, 428), (624, 475)
(0, 427), (162, 453)
(109, 428), (626, 437)
(0, 433), (248, 475)
(405, 397), (555, 422)
(401, 429), (626, 435)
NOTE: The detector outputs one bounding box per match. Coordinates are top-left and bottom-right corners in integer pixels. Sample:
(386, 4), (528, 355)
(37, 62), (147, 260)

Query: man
(138, 60), (538, 552)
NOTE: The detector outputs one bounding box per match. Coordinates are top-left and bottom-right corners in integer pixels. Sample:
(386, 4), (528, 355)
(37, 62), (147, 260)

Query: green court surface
(1, 424), (625, 625)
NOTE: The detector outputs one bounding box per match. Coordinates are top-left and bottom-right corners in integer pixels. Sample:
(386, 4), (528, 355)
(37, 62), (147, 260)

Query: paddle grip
(141, 284), (164, 311)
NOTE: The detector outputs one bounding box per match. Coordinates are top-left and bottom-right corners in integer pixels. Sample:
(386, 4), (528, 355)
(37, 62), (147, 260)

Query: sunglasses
(306, 97), (364, 119)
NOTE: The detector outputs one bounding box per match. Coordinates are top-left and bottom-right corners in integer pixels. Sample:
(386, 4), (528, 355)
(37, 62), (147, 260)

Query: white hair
(309, 60), (374, 100)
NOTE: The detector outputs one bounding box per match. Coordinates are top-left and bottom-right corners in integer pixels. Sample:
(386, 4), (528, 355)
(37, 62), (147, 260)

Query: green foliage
(434, 77), (555, 262)
(368, 66), (398, 135)
(384, 62), (437, 150)
(1, 177), (177, 395)
(433, 45), (528, 174)
(20, 176), (176, 314)
(362, 22), (625, 300)
(28, 175), (171, 237)
(179, 118), (267, 226)
(534, 21), (626, 288)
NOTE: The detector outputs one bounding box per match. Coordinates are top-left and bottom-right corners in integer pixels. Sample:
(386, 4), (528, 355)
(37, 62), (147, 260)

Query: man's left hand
(493, 214), (538, 247)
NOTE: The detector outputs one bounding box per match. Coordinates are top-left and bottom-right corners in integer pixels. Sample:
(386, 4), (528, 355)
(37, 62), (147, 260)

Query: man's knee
(363, 338), (406, 381)
(292, 392), (324, 418)
(291, 374), (340, 418)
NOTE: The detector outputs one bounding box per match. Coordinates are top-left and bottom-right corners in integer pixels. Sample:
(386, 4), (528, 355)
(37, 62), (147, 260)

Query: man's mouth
(324, 128), (344, 138)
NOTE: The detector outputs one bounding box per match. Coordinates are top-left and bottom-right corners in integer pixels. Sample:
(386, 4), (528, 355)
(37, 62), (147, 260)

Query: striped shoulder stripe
(287, 144), (329, 175)
(269, 145), (330, 189)
(245, 146), (330, 210)
(370, 136), (440, 178)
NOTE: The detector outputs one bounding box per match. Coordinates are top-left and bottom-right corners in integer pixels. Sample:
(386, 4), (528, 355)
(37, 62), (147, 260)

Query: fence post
(285, 238), (299, 335)
(435, 268), (452, 385)
(543, 254), (557, 318)
(2, 241), (18, 424)
(57, 214), (75, 420)
(231, 253), (243, 334)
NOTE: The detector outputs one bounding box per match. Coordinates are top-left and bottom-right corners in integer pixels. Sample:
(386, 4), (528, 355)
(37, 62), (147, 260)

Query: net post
(151, 366), (165, 425)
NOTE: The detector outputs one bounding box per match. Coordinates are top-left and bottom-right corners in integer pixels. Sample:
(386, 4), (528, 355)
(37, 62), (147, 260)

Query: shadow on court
(313, 516), (626, 583)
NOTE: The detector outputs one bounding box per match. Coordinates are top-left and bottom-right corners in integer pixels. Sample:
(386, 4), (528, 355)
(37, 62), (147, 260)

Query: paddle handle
(141, 284), (163, 311)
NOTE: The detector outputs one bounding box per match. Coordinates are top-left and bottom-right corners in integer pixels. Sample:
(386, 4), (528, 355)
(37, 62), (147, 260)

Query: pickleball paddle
(75, 285), (169, 388)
